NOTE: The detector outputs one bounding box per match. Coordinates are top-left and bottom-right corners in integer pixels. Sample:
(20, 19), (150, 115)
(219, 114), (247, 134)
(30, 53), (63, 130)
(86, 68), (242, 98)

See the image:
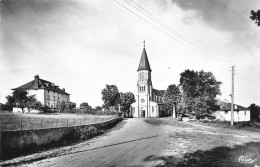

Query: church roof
(137, 47), (152, 72)
(153, 89), (165, 96)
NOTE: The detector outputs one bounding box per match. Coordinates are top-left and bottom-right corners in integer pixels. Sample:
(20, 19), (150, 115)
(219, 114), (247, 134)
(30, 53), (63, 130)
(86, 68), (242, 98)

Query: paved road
(25, 119), (167, 167)
(11, 118), (260, 167)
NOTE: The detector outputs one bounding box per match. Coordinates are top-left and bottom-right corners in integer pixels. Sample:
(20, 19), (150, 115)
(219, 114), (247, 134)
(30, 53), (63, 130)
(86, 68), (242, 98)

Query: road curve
(26, 118), (167, 167)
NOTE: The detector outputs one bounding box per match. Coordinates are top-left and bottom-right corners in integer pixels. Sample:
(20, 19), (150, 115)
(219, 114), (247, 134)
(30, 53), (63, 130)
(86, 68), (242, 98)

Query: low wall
(0, 117), (122, 161)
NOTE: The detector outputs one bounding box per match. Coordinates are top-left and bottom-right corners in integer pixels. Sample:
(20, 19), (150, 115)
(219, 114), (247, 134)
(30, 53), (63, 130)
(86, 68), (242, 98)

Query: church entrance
(141, 110), (146, 117)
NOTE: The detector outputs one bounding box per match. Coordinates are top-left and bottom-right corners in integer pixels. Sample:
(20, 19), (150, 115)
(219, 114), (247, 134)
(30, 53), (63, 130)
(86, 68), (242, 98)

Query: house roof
(12, 76), (70, 95)
(217, 101), (249, 111)
(153, 89), (165, 96)
(137, 47), (152, 72)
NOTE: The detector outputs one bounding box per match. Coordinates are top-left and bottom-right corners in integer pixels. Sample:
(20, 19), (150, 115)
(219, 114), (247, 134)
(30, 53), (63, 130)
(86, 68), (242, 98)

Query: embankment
(0, 116), (122, 161)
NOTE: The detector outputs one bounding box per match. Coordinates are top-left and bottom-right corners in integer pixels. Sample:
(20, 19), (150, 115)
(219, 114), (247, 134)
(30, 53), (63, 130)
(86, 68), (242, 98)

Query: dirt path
(3, 118), (260, 167)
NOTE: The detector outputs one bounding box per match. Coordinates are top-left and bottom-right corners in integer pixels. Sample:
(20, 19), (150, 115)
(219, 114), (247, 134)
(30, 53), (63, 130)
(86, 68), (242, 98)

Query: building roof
(12, 75), (70, 95)
(217, 101), (249, 111)
(137, 47), (152, 72)
(152, 89), (165, 96)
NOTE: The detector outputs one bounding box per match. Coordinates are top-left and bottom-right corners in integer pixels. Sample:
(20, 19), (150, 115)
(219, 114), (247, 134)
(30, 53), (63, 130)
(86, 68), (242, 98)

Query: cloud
(169, 0), (256, 32)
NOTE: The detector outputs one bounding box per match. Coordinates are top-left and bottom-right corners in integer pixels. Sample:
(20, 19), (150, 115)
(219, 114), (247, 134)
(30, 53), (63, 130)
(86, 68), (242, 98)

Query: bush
(74, 126), (98, 141)
(0, 104), (13, 112)
(71, 108), (120, 116)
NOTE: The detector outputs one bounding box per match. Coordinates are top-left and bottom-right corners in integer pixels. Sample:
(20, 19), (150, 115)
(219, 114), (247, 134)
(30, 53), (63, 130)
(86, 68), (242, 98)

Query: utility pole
(231, 66), (235, 126)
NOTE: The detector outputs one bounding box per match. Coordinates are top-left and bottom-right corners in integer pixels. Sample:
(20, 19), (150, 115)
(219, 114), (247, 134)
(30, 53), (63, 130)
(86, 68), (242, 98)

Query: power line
(113, 0), (219, 61)
(135, 0), (218, 58)
(113, 0), (178, 42)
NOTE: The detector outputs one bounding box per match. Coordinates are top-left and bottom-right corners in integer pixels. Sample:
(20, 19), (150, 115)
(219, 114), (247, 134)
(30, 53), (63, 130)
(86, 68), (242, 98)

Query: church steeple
(137, 41), (152, 72)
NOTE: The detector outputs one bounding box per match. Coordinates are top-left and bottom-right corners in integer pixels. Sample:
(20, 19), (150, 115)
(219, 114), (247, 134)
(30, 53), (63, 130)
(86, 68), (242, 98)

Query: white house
(131, 42), (165, 118)
(12, 75), (73, 113)
(212, 101), (250, 122)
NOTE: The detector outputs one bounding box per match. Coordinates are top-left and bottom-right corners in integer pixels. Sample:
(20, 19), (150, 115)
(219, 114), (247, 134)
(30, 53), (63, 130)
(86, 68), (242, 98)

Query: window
(54, 96), (55, 100)
(144, 86), (145, 92)
(152, 106), (154, 113)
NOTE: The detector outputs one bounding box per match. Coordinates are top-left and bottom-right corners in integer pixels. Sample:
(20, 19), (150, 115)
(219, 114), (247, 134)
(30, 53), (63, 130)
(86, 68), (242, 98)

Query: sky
(0, 0), (260, 108)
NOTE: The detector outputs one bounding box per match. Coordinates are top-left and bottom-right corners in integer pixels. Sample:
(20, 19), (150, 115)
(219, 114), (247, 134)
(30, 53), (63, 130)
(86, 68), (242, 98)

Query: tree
(4, 90), (41, 113)
(80, 102), (90, 109)
(118, 92), (136, 117)
(179, 70), (222, 118)
(249, 103), (260, 122)
(57, 101), (66, 113)
(94, 106), (102, 111)
(80, 102), (92, 112)
(101, 85), (120, 108)
(163, 84), (181, 117)
(250, 10), (260, 26)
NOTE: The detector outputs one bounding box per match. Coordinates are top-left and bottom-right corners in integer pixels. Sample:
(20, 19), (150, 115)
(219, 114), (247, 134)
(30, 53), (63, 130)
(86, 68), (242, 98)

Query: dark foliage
(101, 85), (120, 109)
(162, 84), (181, 117)
(179, 70), (222, 118)
(249, 103), (260, 122)
(250, 10), (260, 26)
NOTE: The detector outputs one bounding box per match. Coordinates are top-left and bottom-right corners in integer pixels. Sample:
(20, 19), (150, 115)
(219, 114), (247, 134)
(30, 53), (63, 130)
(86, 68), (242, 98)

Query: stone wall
(0, 117), (122, 161)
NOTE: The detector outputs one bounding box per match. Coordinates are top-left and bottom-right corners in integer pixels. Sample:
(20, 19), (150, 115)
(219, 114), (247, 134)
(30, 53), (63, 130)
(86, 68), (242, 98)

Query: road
(24, 118), (168, 167)
(5, 118), (260, 167)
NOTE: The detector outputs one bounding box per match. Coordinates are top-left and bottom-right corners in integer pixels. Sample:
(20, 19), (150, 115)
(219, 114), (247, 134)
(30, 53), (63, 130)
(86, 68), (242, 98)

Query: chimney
(63, 88), (65, 92)
(34, 75), (39, 88)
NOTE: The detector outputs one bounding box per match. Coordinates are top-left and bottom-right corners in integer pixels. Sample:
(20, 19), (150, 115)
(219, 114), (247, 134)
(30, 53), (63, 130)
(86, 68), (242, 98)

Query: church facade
(131, 44), (165, 118)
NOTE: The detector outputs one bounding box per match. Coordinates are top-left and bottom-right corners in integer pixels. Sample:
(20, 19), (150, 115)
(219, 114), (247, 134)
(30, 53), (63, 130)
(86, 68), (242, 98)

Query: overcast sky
(0, 0), (260, 107)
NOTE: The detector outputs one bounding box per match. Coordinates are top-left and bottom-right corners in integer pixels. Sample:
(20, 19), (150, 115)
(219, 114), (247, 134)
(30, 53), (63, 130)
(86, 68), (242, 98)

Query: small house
(212, 101), (250, 122)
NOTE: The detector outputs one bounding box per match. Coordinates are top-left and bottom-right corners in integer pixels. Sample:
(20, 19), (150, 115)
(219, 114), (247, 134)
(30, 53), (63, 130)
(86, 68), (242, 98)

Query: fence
(0, 116), (115, 131)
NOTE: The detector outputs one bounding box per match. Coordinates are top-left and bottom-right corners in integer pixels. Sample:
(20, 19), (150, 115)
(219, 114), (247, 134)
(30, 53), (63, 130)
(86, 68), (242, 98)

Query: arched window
(144, 86), (145, 92)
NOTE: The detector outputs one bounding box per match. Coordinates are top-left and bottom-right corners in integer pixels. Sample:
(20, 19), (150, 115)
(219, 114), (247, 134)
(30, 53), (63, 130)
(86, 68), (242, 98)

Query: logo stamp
(238, 156), (256, 164)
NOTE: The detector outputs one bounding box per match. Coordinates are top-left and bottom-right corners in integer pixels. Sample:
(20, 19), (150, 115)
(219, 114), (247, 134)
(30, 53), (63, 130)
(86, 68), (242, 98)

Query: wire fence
(0, 116), (116, 131)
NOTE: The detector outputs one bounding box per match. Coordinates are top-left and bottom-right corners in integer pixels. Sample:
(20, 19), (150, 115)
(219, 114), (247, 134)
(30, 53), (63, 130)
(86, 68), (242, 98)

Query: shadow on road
(143, 142), (260, 167)
(1, 135), (158, 167)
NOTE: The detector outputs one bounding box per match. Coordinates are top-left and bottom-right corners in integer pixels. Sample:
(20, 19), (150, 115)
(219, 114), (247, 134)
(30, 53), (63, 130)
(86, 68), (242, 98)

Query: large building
(131, 43), (165, 118)
(12, 75), (71, 109)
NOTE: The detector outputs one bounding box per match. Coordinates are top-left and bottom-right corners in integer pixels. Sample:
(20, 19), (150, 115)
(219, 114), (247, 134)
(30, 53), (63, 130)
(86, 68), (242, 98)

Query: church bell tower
(136, 41), (153, 117)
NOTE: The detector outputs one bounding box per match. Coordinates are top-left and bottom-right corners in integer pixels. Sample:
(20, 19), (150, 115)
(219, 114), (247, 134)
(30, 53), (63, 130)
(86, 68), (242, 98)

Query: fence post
(41, 119), (43, 129)
(21, 119), (23, 130)
(56, 119), (58, 128)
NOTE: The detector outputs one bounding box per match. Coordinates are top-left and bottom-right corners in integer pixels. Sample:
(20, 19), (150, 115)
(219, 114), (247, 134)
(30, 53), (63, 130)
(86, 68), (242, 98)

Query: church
(131, 42), (165, 118)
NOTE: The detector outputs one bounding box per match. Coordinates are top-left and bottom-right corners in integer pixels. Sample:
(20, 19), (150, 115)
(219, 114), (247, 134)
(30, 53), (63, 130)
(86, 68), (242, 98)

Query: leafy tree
(179, 70), (222, 118)
(80, 102), (92, 113)
(94, 106), (102, 111)
(57, 101), (66, 113)
(163, 84), (181, 117)
(118, 92), (136, 117)
(249, 103), (260, 122)
(80, 102), (90, 109)
(250, 10), (260, 26)
(101, 85), (120, 108)
(4, 90), (41, 113)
